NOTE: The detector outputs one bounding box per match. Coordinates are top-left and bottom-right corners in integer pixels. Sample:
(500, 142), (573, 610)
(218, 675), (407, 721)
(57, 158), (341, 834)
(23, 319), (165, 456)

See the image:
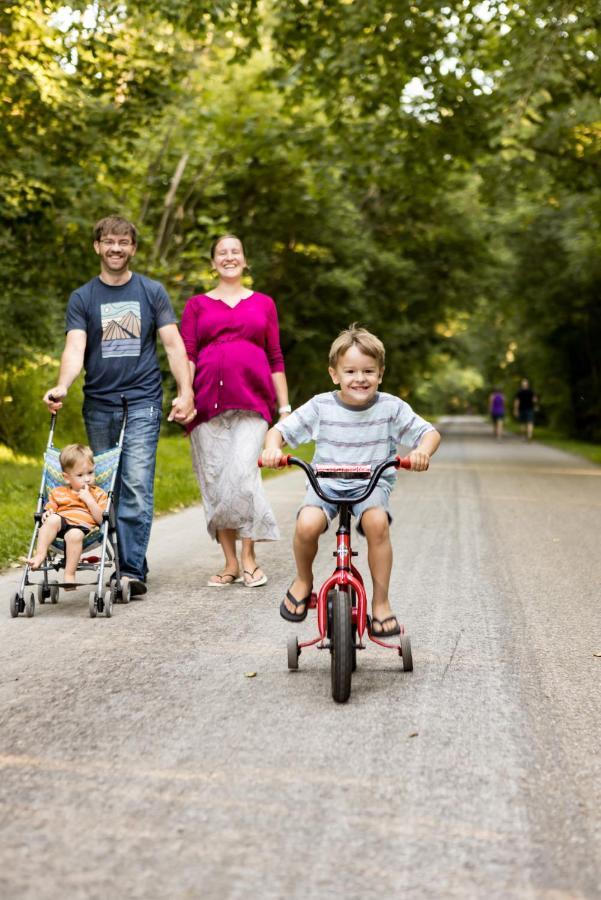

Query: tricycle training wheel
(287, 635), (299, 670)
(400, 634), (413, 672)
(331, 588), (353, 703)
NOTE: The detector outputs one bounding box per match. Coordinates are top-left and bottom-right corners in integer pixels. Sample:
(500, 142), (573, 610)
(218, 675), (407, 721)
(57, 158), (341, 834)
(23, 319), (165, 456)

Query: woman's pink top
(180, 291), (285, 431)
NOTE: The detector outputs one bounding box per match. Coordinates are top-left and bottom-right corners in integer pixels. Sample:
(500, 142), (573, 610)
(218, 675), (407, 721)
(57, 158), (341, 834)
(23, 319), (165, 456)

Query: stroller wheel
(88, 591), (98, 619)
(37, 584), (48, 605)
(121, 580), (131, 604)
(103, 589), (113, 618)
(9, 592), (20, 618)
(50, 583), (59, 604)
(24, 592), (35, 618)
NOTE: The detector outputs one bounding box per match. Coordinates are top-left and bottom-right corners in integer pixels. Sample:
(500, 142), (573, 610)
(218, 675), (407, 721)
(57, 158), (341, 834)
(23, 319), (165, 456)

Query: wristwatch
(278, 404), (292, 414)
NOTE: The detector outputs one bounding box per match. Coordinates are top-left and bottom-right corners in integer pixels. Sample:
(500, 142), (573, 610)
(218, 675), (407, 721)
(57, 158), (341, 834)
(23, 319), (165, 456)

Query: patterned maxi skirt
(190, 410), (280, 542)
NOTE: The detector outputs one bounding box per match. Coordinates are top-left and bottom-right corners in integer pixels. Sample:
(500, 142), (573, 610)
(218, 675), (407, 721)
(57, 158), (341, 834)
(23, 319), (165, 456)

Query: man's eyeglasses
(99, 239), (133, 248)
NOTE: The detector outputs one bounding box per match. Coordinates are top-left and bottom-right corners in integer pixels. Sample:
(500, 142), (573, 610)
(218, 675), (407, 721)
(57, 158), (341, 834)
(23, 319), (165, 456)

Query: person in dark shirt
(513, 378), (538, 441)
(43, 215), (195, 596)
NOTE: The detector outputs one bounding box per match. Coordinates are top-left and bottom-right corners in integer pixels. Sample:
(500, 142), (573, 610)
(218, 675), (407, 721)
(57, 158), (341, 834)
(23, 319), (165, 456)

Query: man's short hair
(93, 215), (137, 245)
(59, 444), (95, 473)
(329, 324), (386, 370)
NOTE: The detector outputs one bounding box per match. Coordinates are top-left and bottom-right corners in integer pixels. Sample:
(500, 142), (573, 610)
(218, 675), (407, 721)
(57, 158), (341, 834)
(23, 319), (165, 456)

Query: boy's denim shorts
(299, 482), (393, 536)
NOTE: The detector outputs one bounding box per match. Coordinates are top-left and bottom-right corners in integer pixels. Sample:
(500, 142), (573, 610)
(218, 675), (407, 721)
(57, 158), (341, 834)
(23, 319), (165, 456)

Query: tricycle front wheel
(331, 589), (353, 703)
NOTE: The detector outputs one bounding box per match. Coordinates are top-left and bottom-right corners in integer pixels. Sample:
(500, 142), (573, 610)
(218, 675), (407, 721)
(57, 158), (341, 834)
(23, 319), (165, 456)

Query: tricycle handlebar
(259, 455), (411, 506)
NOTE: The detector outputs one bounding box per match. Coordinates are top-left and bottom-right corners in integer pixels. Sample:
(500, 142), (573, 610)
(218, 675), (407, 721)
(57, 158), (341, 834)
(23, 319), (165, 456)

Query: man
(513, 377), (538, 442)
(44, 215), (195, 595)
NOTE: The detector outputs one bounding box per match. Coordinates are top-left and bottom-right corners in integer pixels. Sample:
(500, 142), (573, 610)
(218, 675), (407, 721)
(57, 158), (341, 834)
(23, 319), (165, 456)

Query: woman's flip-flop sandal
(280, 588), (313, 622)
(206, 572), (243, 588)
(242, 567), (268, 587)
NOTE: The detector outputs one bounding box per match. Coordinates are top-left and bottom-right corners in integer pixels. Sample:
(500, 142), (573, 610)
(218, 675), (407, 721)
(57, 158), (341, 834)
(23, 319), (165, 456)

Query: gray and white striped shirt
(276, 391), (435, 493)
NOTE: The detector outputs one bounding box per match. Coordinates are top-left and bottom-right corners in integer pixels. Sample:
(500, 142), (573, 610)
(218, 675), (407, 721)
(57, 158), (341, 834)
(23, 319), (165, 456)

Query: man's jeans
(84, 405), (162, 581)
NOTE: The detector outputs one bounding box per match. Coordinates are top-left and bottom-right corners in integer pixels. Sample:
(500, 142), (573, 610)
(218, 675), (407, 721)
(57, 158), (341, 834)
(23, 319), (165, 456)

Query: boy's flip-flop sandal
(370, 615), (401, 638)
(242, 567), (268, 587)
(280, 588), (313, 623)
(206, 573), (243, 588)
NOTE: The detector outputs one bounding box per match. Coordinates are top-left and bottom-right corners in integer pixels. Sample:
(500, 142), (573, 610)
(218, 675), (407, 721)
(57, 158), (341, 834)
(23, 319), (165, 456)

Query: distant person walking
(488, 388), (506, 440)
(43, 215), (195, 596)
(513, 378), (538, 442)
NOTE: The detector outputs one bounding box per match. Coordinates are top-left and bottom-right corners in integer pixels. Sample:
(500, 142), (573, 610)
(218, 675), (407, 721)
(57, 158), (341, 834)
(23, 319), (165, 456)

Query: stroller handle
(259, 455), (411, 506)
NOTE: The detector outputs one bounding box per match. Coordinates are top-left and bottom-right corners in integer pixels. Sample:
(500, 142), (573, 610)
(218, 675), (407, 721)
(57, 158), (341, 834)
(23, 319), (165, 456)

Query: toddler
(29, 443), (108, 587)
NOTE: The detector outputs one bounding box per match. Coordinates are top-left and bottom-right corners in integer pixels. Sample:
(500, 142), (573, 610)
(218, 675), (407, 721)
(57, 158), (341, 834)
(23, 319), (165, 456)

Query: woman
(180, 235), (291, 587)
(488, 387), (505, 440)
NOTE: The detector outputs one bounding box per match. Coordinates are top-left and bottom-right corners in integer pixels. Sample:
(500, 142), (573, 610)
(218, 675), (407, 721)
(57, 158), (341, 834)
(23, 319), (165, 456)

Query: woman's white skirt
(190, 410), (280, 542)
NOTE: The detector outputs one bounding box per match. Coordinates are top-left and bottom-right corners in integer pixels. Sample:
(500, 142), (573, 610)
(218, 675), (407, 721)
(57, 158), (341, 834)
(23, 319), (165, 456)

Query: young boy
(261, 325), (441, 636)
(28, 444), (108, 587)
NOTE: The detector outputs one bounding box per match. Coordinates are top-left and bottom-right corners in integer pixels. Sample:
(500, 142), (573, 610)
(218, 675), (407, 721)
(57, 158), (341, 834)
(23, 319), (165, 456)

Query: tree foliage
(1, 0), (600, 452)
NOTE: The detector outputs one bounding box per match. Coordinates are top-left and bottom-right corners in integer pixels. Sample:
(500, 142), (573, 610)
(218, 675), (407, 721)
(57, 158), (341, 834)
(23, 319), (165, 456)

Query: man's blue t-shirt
(66, 273), (177, 411)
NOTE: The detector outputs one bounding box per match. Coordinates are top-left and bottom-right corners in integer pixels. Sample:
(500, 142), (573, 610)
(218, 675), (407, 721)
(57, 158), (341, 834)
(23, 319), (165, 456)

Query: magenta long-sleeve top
(180, 291), (286, 431)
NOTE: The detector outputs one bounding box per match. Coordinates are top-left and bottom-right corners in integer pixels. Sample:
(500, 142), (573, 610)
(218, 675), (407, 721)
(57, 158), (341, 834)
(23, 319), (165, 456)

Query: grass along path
(0, 434), (315, 571)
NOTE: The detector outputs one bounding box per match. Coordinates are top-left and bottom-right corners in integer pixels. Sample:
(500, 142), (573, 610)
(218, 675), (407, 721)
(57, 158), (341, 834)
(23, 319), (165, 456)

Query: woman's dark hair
(210, 234), (246, 260)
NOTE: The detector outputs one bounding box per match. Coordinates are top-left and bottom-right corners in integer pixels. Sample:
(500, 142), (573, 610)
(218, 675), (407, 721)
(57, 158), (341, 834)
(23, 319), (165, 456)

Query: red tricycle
(265, 454), (414, 703)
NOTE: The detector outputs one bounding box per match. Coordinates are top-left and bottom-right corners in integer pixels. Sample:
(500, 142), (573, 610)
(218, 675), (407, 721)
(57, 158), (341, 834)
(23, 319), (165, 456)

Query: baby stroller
(9, 401), (128, 619)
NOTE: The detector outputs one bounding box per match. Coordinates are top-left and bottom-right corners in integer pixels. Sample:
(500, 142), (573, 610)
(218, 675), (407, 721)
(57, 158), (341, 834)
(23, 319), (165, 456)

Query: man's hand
(43, 386), (67, 412)
(408, 449), (430, 472)
(167, 391), (196, 424)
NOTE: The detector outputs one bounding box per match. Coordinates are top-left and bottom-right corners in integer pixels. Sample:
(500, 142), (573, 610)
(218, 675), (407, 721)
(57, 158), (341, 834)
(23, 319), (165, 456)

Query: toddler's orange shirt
(45, 485), (108, 528)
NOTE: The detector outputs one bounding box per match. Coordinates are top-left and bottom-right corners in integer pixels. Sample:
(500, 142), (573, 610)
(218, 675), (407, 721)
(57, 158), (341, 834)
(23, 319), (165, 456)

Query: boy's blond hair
(59, 444), (95, 473)
(328, 324), (385, 370)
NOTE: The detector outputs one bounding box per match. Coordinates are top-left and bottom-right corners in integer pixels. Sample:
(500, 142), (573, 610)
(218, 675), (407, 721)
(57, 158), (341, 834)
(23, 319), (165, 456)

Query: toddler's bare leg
(361, 507), (396, 634)
(282, 506), (326, 616)
(63, 529), (84, 585)
(28, 515), (62, 569)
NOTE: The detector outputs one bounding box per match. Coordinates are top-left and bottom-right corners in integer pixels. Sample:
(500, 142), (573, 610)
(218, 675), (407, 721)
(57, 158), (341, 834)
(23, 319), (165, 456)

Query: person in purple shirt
(488, 387), (505, 440)
(180, 235), (291, 588)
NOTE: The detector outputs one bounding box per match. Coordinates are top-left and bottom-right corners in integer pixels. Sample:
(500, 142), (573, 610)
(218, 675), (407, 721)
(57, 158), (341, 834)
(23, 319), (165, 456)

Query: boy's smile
(329, 345), (383, 407)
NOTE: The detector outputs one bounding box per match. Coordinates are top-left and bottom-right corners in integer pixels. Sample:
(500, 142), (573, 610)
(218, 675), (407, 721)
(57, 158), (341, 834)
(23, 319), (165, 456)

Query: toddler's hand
(261, 447), (283, 468)
(409, 449), (430, 472)
(79, 483), (93, 504)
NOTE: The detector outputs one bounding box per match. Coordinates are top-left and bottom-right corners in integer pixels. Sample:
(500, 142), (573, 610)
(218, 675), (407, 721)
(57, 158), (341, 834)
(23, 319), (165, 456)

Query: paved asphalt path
(1, 417), (600, 900)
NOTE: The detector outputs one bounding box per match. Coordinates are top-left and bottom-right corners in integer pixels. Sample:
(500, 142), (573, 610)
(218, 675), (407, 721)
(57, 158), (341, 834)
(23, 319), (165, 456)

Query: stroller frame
(9, 399), (129, 619)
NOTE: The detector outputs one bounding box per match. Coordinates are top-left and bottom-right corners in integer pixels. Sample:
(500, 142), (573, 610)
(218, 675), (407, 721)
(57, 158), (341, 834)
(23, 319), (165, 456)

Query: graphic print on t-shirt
(101, 301), (141, 358)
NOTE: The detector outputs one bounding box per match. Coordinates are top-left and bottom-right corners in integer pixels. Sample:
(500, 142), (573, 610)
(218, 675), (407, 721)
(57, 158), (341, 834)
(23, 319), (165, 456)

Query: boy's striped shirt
(276, 391), (435, 493)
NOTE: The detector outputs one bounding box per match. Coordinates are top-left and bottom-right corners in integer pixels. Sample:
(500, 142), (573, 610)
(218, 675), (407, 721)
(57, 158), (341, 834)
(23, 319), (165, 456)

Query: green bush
(0, 354), (86, 455)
